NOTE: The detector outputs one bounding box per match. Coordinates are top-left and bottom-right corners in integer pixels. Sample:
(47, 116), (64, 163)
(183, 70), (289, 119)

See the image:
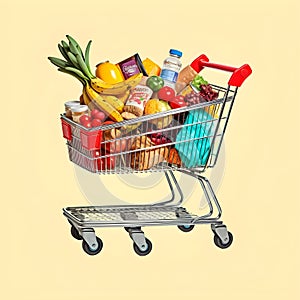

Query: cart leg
(177, 171), (221, 220)
(127, 227), (147, 250)
(211, 224), (233, 249)
(211, 224), (229, 243)
(197, 177), (215, 219)
(126, 227), (152, 256)
(80, 228), (99, 251)
(67, 218), (83, 240)
(198, 175), (221, 219)
(176, 207), (195, 232)
(66, 218), (103, 255)
(152, 170), (184, 206)
(188, 174), (222, 221)
(168, 170), (184, 206)
(162, 171), (176, 203)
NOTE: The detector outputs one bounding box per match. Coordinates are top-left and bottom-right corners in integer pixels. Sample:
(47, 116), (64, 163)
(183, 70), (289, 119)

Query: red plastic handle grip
(196, 54), (252, 87)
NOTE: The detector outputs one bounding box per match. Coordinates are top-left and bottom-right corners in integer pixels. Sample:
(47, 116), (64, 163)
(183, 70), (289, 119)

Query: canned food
(71, 105), (88, 123)
(64, 101), (81, 119)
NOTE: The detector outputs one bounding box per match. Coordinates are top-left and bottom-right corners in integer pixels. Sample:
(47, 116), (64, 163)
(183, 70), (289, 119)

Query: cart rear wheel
(82, 236), (103, 255)
(71, 226), (82, 240)
(214, 232), (233, 249)
(178, 225), (195, 232)
(133, 238), (152, 256)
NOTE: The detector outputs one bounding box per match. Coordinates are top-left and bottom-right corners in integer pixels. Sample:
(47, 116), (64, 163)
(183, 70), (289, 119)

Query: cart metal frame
(61, 55), (251, 256)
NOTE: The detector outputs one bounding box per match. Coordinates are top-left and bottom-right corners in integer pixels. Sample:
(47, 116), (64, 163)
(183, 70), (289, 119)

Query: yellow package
(142, 58), (161, 76)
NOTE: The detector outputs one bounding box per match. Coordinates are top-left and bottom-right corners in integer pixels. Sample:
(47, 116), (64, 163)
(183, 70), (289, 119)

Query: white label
(160, 69), (178, 83)
(125, 85), (153, 109)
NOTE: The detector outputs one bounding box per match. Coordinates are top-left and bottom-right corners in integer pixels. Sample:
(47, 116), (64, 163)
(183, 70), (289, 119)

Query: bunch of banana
(48, 35), (142, 122)
(84, 85), (124, 122)
(90, 73), (143, 95)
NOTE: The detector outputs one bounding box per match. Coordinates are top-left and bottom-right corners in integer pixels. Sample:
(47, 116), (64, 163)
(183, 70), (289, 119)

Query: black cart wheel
(133, 238), (152, 256)
(71, 226), (82, 240)
(82, 236), (103, 255)
(214, 232), (233, 249)
(178, 225), (195, 232)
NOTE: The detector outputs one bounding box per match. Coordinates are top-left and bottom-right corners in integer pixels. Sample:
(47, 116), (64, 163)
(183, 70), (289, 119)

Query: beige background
(1, 0), (299, 299)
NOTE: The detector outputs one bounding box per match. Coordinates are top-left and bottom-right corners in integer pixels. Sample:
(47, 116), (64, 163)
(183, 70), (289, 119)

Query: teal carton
(175, 109), (215, 168)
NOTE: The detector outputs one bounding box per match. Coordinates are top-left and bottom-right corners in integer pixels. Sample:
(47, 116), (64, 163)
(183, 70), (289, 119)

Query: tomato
(146, 75), (164, 92)
(91, 109), (106, 122)
(169, 95), (187, 109)
(91, 118), (102, 127)
(91, 109), (99, 119)
(96, 61), (124, 84)
(97, 156), (116, 171)
(81, 120), (92, 128)
(79, 114), (91, 125)
(95, 111), (106, 122)
(157, 86), (176, 102)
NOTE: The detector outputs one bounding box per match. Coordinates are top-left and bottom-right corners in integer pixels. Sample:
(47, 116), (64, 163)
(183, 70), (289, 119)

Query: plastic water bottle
(160, 49), (182, 89)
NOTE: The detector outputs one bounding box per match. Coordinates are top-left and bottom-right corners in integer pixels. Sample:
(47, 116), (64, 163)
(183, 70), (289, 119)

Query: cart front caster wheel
(214, 232), (233, 249)
(82, 237), (103, 255)
(178, 225), (195, 232)
(133, 238), (152, 256)
(71, 226), (82, 240)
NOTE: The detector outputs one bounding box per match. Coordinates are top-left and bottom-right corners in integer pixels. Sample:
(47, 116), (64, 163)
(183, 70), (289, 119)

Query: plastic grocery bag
(175, 109), (215, 168)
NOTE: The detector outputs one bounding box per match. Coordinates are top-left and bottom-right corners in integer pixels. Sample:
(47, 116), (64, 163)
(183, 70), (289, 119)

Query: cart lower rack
(61, 55), (251, 256)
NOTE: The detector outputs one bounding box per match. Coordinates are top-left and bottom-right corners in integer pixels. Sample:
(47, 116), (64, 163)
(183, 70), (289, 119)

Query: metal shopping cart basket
(60, 55), (252, 256)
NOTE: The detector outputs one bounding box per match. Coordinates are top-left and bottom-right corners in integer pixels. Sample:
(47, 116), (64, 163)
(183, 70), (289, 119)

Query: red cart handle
(194, 54), (252, 87)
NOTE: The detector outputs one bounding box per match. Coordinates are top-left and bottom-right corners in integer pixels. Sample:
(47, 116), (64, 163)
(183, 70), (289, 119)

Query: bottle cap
(64, 100), (80, 108)
(71, 105), (88, 113)
(169, 49), (182, 57)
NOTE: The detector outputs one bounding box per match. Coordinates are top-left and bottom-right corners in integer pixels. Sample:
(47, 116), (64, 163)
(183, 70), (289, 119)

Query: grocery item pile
(49, 35), (220, 172)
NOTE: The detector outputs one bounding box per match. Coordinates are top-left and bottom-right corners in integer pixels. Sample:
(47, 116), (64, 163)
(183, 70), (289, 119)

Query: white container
(71, 105), (88, 123)
(160, 49), (182, 89)
(64, 101), (81, 119)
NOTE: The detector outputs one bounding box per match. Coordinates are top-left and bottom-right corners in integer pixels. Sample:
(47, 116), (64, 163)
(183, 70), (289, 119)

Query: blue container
(175, 109), (215, 168)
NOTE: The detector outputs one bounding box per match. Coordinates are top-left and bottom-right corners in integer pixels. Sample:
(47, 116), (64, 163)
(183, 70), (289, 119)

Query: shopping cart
(61, 54), (252, 256)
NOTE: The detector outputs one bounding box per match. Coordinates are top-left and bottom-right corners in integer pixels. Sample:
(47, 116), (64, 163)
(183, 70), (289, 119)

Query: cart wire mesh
(61, 84), (237, 175)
